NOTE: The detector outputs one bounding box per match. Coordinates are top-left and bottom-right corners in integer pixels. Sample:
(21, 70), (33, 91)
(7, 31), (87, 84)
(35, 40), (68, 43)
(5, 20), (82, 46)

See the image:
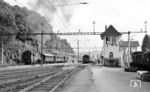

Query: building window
(106, 37), (110, 45)
(109, 52), (113, 58)
(112, 37), (116, 45)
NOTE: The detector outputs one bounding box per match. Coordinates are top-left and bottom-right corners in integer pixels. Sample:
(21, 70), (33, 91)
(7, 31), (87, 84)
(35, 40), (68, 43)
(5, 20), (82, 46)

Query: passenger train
(22, 50), (67, 65)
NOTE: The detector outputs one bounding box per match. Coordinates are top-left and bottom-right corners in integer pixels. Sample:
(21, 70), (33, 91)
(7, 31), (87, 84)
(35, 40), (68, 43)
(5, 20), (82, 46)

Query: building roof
(101, 25), (122, 39)
(119, 41), (139, 47)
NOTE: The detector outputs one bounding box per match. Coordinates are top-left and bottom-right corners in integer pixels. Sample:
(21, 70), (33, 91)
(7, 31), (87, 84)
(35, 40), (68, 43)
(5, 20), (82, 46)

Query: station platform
(0, 63), (83, 71)
(0, 63), (65, 71)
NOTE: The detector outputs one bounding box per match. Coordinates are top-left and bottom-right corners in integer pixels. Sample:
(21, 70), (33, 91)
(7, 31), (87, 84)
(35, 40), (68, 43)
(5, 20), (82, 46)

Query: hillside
(0, 0), (74, 64)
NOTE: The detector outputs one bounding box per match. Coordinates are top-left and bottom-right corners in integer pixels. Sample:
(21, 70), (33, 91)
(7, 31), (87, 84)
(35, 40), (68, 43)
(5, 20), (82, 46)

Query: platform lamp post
(73, 39), (80, 62)
(127, 31), (130, 67)
(127, 21), (148, 67)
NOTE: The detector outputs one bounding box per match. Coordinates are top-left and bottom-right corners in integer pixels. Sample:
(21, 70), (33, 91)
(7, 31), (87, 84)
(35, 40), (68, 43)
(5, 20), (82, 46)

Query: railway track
(0, 66), (64, 92)
(0, 66), (59, 83)
(19, 65), (85, 92)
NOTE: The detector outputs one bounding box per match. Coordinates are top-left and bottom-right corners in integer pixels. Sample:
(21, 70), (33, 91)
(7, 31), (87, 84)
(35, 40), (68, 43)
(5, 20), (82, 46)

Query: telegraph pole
(41, 23), (44, 66)
(77, 40), (79, 62)
(127, 31), (130, 67)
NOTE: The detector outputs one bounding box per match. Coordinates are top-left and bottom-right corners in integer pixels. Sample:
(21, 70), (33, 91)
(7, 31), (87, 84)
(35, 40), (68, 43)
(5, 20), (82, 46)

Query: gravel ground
(54, 71), (78, 92)
(61, 67), (96, 92)
(55, 66), (85, 92)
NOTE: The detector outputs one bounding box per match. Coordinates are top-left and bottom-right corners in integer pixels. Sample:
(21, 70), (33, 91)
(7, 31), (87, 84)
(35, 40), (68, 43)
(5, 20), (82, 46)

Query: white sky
(4, 0), (150, 53)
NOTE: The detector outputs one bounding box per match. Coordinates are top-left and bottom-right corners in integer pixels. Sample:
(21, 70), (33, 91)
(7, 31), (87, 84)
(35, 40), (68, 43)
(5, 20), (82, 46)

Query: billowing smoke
(4, 0), (86, 51)
(27, 0), (75, 22)
(23, 0), (80, 43)
(26, 11), (53, 43)
(5, 0), (87, 32)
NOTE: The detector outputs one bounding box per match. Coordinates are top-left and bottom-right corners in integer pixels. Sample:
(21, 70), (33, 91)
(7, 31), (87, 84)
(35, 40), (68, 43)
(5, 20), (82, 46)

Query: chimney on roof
(105, 25), (107, 31)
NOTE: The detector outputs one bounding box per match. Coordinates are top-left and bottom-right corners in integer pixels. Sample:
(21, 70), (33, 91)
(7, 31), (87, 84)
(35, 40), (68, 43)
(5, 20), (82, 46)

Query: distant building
(101, 25), (122, 66)
(119, 41), (139, 66)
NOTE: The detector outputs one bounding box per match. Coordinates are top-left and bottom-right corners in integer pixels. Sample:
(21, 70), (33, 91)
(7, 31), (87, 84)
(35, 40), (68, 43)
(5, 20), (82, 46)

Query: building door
(109, 52), (113, 64)
(109, 52), (113, 58)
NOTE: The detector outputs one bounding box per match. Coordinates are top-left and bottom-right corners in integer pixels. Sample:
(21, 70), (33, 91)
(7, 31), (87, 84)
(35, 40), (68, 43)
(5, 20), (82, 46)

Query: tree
(0, 1), (16, 27)
(0, 0), (16, 44)
(141, 34), (150, 52)
(0, 0), (74, 64)
(12, 6), (34, 43)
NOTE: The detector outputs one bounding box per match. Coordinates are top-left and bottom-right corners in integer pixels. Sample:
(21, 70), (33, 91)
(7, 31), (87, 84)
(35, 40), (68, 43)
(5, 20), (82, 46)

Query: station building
(101, 25), (122, 66)
(101, 25), (139, 67)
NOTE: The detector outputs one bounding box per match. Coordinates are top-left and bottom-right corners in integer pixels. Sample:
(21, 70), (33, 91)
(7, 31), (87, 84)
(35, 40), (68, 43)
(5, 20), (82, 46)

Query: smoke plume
(27, 0), (75, 22)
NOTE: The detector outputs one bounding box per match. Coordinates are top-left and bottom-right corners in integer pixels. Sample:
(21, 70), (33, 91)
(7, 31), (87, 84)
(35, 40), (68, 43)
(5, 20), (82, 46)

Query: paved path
(63, 66), (150, 92)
